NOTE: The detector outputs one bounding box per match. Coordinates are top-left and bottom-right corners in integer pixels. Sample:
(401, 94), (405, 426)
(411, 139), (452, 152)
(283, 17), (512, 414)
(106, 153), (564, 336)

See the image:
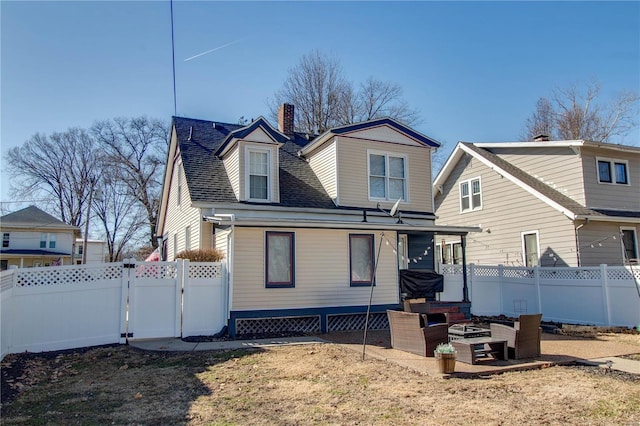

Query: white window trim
(366, 150), (409, 202)
(620, 226), (639, 263)
(177, 161), (183, 206)
(596, 157), (629, 186)
(521, 230), (540, 267)
(459, 176), (482, 213)
(245, 146), (273, 203)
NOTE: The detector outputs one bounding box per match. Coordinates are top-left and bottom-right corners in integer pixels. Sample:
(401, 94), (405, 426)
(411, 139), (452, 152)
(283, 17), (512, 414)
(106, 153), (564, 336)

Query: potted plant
(434, 342), (456, 373)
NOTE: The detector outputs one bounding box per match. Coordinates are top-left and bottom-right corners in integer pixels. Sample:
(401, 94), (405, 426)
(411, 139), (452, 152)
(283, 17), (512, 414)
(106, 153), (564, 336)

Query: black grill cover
(399, 269), (444, 301)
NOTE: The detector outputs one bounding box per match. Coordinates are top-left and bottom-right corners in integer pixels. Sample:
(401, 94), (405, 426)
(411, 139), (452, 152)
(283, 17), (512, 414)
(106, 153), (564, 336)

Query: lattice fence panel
(473, 266), (500, 277)
(539, 269), (601, 280)
(15, 264), (123, 287)
(327, 313), (388, 332)
(608, 267), (640, 281)
(503, 268), (534, 279)
(439, 264), (462, 275)
(235, 316), (321, 336)
(189, 263), (222, 279)
(135, 263), (178, 279)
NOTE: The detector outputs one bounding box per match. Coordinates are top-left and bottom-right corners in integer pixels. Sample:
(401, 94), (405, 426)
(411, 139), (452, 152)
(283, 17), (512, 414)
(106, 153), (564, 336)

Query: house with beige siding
(157, 104), (478, 337)
(433, 139), (640, 267)
(0, 205), (81, 269)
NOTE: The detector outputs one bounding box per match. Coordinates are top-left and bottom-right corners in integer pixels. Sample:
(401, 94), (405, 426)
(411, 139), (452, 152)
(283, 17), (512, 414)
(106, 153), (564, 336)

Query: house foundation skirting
(229, 304), (398, 338)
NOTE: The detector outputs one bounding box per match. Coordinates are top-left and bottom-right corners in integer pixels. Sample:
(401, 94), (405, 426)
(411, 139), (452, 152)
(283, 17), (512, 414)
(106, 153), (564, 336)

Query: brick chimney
(278, 103), (295, 136)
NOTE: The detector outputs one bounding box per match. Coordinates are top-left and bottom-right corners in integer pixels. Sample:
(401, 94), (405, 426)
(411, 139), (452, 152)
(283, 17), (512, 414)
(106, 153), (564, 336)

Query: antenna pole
(362, 232), (385, 361)
(170, 0), (177, 116)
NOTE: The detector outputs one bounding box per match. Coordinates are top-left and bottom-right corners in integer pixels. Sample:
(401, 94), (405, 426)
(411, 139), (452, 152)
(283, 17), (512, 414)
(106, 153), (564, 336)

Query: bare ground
(1, 332), (639, 425)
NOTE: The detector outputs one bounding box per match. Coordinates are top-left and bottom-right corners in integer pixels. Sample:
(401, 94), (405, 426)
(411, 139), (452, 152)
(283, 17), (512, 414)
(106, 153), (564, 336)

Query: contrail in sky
(184, 37), (248, 62)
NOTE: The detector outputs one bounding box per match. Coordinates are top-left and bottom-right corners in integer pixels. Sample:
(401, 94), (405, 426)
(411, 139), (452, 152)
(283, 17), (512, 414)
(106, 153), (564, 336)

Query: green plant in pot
(434, 343), (456, 373)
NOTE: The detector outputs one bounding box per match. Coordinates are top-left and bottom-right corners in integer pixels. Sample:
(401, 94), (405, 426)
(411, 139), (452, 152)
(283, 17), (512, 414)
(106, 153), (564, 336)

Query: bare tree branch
(269, 51), (420, 133)
(521, 81), (639, 143)
(92, 117), (169, 248)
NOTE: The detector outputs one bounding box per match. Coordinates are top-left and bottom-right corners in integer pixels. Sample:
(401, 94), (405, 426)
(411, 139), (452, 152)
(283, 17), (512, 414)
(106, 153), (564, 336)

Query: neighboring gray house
(433, 139), (640, 267)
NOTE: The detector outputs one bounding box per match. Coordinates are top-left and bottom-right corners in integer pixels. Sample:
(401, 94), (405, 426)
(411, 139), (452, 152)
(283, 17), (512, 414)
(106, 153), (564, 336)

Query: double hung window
(460, 177), (482, 212)
(2, 233), (9, 248)
(368, 152), (406, 201)
(248, 150), (270, 201)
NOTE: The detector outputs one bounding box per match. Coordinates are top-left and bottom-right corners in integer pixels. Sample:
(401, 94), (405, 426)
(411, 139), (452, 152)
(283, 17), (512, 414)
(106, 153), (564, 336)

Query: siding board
(231, 227), (399, 311)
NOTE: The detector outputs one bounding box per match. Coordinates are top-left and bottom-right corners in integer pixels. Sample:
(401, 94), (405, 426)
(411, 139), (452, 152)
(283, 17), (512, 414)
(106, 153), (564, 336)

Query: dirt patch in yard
(1, 332), (639, 425)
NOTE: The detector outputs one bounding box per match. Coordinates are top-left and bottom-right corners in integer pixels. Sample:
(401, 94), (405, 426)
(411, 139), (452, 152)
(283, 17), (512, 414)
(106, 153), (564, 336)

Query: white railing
(439, 263), (640, 328)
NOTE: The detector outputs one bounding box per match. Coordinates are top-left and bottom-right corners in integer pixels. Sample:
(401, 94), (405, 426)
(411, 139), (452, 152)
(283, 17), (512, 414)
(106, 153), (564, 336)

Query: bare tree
(520, 97), (555, 140)
(352, 77), (420, 125)
(521, 81), (639, 142)
(5, 128), (100, 227)
(92, 117), (169, 248)
(270, 51), (419, 133)
(92, 169), (147, 262)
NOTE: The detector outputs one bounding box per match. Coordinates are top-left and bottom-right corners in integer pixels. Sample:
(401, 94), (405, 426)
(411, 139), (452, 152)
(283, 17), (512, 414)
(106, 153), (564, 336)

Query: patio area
(321, 329), (640, 377)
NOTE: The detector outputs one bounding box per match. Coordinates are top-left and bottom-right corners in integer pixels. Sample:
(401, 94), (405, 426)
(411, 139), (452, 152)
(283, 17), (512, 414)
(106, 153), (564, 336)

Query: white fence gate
(1, 260), (226, 359)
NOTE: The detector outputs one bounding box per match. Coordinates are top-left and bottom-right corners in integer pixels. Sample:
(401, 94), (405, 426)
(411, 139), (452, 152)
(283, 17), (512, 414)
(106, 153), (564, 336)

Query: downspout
(461, 234), (469, 302)
(222, 214), (235, 335)
(575, 222), (585, 267)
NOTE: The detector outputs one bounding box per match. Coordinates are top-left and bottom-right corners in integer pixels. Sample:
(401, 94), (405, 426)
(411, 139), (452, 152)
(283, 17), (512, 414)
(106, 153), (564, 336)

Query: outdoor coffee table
(448, 324), (491, 341)
(450, 337), (508, 365)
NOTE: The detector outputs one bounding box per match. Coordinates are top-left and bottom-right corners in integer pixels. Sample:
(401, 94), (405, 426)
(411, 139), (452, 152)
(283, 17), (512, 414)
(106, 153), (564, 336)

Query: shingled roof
(460, 143), (628, 219)
(0, 205), (79, 230)
(172, 116), (337, 209)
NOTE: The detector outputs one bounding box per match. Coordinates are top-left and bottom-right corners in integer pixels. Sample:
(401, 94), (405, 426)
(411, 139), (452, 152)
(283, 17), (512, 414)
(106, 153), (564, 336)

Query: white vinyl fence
(1, 260), (226, 359)
(440, 264), (640, 328)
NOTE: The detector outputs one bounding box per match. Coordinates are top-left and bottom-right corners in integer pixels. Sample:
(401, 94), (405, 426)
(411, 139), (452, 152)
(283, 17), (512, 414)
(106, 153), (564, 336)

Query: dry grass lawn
(1, 332), (639, 425)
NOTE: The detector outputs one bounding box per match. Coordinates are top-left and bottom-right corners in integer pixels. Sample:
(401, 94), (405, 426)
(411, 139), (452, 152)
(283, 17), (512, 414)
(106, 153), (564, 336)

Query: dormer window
(246, 147), (271, 202)
(368, 151), (407, 201)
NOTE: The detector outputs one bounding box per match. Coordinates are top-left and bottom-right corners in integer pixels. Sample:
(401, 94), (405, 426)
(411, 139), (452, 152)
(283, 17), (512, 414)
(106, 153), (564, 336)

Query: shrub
(175, 248), (224, 262)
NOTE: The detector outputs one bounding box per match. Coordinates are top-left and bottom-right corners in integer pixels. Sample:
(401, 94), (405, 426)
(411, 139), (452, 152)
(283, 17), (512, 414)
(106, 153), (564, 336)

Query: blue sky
(2, 1), (639, 206)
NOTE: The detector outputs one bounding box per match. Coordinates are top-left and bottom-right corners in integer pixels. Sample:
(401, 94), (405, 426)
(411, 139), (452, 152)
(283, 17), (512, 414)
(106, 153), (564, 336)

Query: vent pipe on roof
(188, 126), (193, 140)
(533, 134), (550, 142)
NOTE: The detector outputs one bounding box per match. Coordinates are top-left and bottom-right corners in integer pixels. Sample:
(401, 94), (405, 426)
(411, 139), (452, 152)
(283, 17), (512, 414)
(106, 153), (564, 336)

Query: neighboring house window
(349, 234), (374, 286)
(265, 231), (294, 287)
(522, 231), (539, 267)
(368, 152), (407, 201)
(597, 158), (629, 185)
(1, 260), (8, 271)
(78, 244), (84, 255)
(185, 226), (191, 250)
(2, 233), (9, 248)
(621, 228), (639, 263)
(49, 234), (56, 249)
(177, 163), (182, 205)
(440, 242), (462, 265)
(40, 233), (47, 248)
(460, 177), (482, 212)
(173, 233), (178, 258)
(248, 149), (270, 201)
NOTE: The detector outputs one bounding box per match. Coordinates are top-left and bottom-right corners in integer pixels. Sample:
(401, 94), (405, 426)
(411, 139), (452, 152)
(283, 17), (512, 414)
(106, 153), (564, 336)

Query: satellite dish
(389, 198), (401, 217)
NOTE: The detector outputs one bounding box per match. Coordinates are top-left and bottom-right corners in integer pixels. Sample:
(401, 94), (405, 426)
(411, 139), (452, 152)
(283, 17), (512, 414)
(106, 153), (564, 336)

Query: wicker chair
(490, 313), (543, 359)
(386, 310), (449, 357)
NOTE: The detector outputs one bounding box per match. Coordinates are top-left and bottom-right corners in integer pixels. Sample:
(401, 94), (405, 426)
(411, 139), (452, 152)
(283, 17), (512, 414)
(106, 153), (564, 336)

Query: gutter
(203, 215), (480, 234)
